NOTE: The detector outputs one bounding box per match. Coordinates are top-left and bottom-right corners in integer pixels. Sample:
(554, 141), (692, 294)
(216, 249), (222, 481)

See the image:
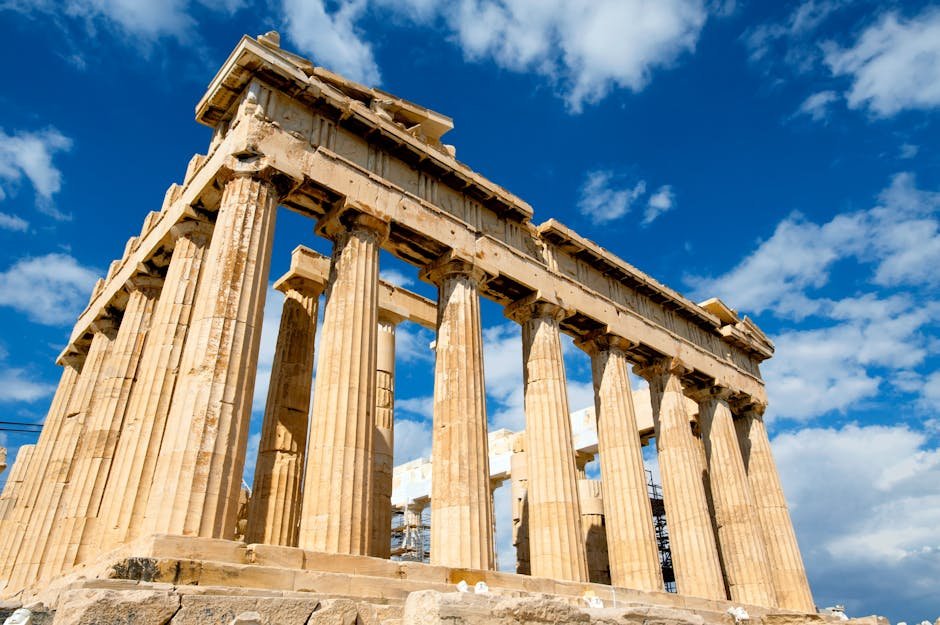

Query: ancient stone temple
(0, 32), (839, 625)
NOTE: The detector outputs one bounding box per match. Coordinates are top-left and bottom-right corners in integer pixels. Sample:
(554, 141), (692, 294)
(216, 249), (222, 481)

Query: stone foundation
(0, 536), (880, 625)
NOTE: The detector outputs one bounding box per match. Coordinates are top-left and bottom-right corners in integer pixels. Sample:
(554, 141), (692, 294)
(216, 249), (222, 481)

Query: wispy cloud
(577, 170), (646, 224)
(824, 8), (940, 117)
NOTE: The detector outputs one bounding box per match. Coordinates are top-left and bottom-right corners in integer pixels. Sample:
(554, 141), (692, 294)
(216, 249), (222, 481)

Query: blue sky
(1, 0), (939, 621)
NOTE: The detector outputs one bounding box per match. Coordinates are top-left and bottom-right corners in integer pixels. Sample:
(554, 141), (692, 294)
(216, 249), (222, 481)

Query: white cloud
(394, 323), (434, 364)
(643, 185), (676, 225)
(445, 0), (708, 110)
(689, 173), (940, 422)
(0, 212), (28, 232)
(393, 417), (432, 464)
(774, 423), (940, 622)
(397, 395), (433, 421)
(0, 253), (99, 326)
(743, 0), (844, 70)
(922, 371), (940, 412)
(292, 0), (712, 111)
(825, 9), (940, 117)
(379, 268), (415, 288)
(577, 170), (647, 224)
(280, 0), (381, 86)
(0, 127), (72, 218)
(0, 367), (56, 403)
(5, 0), (244, 43)
(796, 89), (838, 122)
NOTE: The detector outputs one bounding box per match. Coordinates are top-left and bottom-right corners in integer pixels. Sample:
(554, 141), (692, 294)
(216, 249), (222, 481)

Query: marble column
(510, 437), (530, 576)
(49, 276), (161, 574)
(299, 208), (388, 555)
(0, 446), (35, 523)
(580, 334), (663, 592)
(735, 407), (815, 612)
(246, 276), (322, 546)
(693, 387), (777, 607)
(505, 296), (588, 582)
(636, 358), (725, 601)
(146, 171), (278, 539)
(0, 362), (80, 584)
(96, 217), (213, 550)
(371, 310), (403, 558)
(424, 257), (494, 570)
(25, 321), (117, 587)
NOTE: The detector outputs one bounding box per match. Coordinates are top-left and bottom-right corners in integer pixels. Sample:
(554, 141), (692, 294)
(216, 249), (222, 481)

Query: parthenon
(0, 32), (826, 625)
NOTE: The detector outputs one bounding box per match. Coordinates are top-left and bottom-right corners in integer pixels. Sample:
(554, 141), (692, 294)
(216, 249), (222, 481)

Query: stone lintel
(504, 293), (570, 325)
(195, 36), (533, 222)
(315, 199), (390, 242)
(419, 251), (492, 287)
(282, 246), (437, 330)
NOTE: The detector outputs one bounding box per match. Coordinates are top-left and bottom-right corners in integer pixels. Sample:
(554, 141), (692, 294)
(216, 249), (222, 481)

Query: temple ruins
(0, 32), (837, 625)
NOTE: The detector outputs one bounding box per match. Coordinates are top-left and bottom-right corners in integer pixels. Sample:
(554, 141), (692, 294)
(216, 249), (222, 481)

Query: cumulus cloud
(774, 423), (940, 622)
(825, 8), (940, 117)
(0, 367), (56, 403)
(281, 0), (711, 110)
(689, 173), (940, 421)
(280, 0), (381, 85)
(577, 170), (647, 224)
(0, 127), (72, 218)
(5, 0), (243, 44)
(643, 185), (676, 225)
(0, 253), (99, 326)
(393, 417), (432, 464)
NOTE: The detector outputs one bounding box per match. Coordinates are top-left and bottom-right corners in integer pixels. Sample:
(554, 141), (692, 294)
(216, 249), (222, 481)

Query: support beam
(299, 206), (389, 555)
(506, 296), (588, 583)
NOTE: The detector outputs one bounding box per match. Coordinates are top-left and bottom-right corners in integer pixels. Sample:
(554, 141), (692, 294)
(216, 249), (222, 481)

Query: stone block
(51, 589), (179, 625)
(397, 563), (449, 584)
(246, 544), (305, 570)
(171, 595), (318, 625)
(194, 563), (296, 591)
(302, 552), (400, 578)
(305, 599), (358, 625)
(146, 536), (247, 564)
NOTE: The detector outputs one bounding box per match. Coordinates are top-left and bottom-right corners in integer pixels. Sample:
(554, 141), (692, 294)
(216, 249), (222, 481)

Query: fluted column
(0, 446), (35, 523)
(693, 387), (777, 606)
(579, 334), (663, 591)
(97, 218), (213, 550)
(246, 276), (322, 546)
(19, 322), (116, 589)
(735, 407), (815, 612)
(146, 170), (278, 538)
(370, 311), (402, 558)
(636, 358), (725, 600)
(48, 276), (161, 575)
(299, 208), (388, 555)
(505, 296), (588, 582)
(0, 362), (80, 585)
(423, 257), (494, 570)
(510, 437), (530, 575)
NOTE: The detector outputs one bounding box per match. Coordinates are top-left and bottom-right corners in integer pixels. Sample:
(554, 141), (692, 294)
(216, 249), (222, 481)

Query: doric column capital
(126, 274), (164, 298)
(686, 384), (735, 405)
(420, 251), (490, 287)
(504, 293), (569, 325)
(574, 330), (635, 357)
(90, 315), (119, 338)
(170, 216), (214, 245)
(633, 356), (690, 383)
(217, 156), (297, 197)
(730, 394), (767, 419)
(315, 199), (390, 243)
(275, 275), (325, 299)
(58, 346), (88, 369)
